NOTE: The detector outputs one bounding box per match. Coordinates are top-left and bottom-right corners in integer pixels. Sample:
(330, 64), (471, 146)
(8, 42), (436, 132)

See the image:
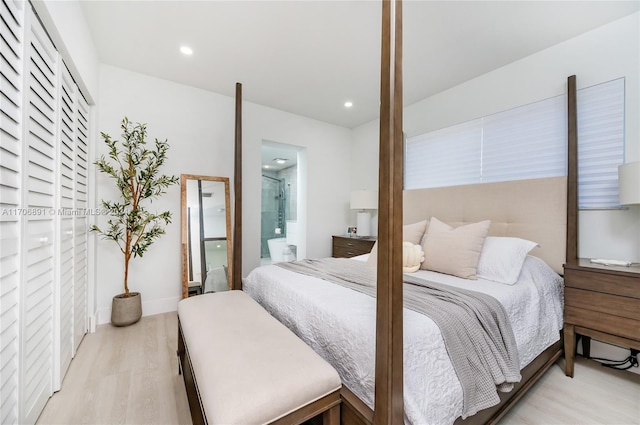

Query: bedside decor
(350, 190), (377, 237)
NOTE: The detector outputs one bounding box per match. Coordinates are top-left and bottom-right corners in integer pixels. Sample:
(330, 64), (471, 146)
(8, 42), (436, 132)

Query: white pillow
(476, 236), (539, 284)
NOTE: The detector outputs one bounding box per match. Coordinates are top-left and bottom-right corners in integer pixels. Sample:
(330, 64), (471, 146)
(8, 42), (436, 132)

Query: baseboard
(97, 295), (180, 325)
(88, 311), (98, 333)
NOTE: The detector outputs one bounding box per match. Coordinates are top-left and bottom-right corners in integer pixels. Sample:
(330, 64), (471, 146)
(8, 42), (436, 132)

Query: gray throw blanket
(276, 258), (521, 418)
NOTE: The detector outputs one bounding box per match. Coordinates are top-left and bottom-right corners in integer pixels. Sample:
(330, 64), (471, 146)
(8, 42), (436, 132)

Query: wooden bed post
(375, 0), (403, 424)
(566, 75), (578, 264)
(233, 82), (243, 290)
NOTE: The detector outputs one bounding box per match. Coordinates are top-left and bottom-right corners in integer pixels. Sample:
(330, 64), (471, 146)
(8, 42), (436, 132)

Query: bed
(223, 1), (578, 422)
(242, 177), (567, 425)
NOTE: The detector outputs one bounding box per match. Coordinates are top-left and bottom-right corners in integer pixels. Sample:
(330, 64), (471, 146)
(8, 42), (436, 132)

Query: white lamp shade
(350, 190), (377, 210)
(619, 161), (640, 205)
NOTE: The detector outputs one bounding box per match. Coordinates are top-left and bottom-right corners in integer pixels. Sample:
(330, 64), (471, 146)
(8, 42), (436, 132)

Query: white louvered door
(73, 95), (89, 353)
(20, 9), (58, 424)
(56, 63), (76, 384)
(1, 4), (91, 423)
(0, 1), (24, 424)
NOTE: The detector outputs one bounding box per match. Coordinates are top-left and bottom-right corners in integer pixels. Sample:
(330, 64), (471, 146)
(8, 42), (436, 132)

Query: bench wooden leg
(323, 404), (340, 425)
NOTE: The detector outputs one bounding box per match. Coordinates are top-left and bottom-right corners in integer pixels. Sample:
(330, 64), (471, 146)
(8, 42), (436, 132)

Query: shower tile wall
(278, 165), (297, 221)
(261, 165), (298, 259)
(261, 171), (280, 258)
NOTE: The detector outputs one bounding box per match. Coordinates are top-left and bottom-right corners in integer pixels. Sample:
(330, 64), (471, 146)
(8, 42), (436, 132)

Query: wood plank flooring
(36, 312), (639, 425)
(36, 312), (191, 425)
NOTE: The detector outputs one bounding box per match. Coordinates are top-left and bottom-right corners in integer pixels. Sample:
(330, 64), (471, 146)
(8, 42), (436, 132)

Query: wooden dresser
(332, 235), (376, 258)
(563, 259), (640, 377)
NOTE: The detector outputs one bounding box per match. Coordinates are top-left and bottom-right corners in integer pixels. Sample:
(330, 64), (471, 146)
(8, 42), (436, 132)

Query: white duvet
(243, 255), (563, 425)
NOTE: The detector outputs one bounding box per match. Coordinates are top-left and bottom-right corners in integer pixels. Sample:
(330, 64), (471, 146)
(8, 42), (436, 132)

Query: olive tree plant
(91, 117), (179, 297)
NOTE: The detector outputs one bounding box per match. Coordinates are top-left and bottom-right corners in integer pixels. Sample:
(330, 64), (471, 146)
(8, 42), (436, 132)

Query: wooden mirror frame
(181, 174), (232, 299)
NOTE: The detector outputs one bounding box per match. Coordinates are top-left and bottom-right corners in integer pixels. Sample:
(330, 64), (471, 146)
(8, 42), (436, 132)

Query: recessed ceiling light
(180, 46), (193, 55)
(344, 101), (353, 108)
(263, 165), (270, 169)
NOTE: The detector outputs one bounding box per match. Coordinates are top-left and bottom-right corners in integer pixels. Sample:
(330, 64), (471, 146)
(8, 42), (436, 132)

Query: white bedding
(243, 255), (563, 425)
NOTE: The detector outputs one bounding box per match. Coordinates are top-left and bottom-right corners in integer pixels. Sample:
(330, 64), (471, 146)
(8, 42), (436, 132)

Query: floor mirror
(181, 174), (232, 298)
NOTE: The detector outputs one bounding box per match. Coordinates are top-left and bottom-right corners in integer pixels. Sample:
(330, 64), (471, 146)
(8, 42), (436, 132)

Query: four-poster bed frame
(218, 1), (578, 424)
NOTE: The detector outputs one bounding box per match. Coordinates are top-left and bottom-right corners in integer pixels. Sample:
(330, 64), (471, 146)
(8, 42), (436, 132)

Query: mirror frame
(181, 174), (232, 299)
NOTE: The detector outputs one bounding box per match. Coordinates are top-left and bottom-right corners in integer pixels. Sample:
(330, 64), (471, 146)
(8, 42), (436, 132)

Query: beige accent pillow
(420, 217), (490, 279)
(367, 220), (428, 266)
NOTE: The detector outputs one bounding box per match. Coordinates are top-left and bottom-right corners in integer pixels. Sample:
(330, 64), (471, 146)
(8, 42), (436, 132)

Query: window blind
(482, 95), (566, 183)
(405, 119), (482, 189)
(576, 78), (625, 209)
(405, 78), (625, 209)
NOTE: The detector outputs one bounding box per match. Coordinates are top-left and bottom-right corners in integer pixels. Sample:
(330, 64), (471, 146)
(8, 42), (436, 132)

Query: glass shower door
(261, 176), (285, 258)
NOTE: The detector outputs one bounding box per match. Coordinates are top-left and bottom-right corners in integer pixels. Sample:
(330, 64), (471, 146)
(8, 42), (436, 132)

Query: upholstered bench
(177, 290), (342, 425)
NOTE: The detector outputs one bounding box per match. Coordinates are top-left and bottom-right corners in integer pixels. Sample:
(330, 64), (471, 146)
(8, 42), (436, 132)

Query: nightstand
(563, 259), (640, 377)
(332, 235), (376, 258)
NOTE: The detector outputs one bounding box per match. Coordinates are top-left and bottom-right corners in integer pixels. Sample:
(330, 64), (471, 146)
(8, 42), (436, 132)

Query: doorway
(261, 141), (306, 264)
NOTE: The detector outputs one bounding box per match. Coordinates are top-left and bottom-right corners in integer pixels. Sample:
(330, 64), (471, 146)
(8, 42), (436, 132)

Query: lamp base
(356, 211), (371, 237)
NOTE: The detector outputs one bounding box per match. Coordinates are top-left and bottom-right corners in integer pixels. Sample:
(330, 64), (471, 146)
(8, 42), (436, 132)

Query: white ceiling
(80, 1), (639, 129)
(261, 144), (298, 172)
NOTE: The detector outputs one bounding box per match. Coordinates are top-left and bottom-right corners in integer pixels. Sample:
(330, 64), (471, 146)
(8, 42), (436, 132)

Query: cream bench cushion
(178, 290), (342, 424)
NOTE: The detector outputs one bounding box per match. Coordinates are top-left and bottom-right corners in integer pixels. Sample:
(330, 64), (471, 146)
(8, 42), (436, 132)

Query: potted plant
(91, 117), (179, 326)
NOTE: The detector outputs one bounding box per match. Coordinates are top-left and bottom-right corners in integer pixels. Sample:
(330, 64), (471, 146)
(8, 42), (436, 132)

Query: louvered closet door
(20, 10), (58, 424)
(0, 1), (24, 424)
(56, 63), (76, 382)
(73, 95), (88, 353)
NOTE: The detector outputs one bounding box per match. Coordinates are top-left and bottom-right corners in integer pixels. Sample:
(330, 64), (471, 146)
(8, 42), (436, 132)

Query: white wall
(352, 12), (640, 261)
(96, 65), (352, 323)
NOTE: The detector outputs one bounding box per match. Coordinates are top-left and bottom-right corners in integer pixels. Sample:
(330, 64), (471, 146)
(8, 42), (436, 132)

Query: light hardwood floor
(37, 312), (191, 425)
(37, 312), (639, 425)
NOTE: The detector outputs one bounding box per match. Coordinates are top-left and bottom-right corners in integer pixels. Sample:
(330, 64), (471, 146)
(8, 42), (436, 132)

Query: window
(405, 78), (625, 209)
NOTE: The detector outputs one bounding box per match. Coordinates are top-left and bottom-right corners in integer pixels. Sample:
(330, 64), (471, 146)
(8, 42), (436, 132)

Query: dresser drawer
(565, 287), (640, 321)
(332, 236), (375, 258)
(564, 268), (640, 299)
(565, 305), (640, 341)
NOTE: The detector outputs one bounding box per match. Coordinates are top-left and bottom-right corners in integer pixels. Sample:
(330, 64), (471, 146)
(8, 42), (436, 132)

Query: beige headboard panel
(403, 176), (567, 274)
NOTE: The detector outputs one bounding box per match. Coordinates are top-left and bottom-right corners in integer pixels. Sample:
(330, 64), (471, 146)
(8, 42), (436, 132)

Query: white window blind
(482, 95), (566, 183)
(405, 78), (625, 209)
(405, 119), (482, 189)
(577, 78), (625, 209)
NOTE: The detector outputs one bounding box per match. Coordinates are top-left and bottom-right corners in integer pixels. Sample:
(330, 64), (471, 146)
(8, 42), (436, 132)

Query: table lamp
(350, 190), (377, 237)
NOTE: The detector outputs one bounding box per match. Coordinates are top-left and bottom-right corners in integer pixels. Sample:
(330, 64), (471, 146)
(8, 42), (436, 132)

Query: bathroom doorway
(261, 141), (306, 264)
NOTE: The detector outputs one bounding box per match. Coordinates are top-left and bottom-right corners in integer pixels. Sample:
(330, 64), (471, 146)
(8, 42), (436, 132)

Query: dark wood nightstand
(332, 235), (376, 258)
(563, 259), (640, 377)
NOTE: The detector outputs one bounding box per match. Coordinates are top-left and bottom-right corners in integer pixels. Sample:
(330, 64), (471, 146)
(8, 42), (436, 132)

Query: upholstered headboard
(403, 176), (567, 274)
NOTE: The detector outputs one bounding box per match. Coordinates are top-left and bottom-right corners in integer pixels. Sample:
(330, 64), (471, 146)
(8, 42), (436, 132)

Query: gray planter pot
(111, 292), (142, 326)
